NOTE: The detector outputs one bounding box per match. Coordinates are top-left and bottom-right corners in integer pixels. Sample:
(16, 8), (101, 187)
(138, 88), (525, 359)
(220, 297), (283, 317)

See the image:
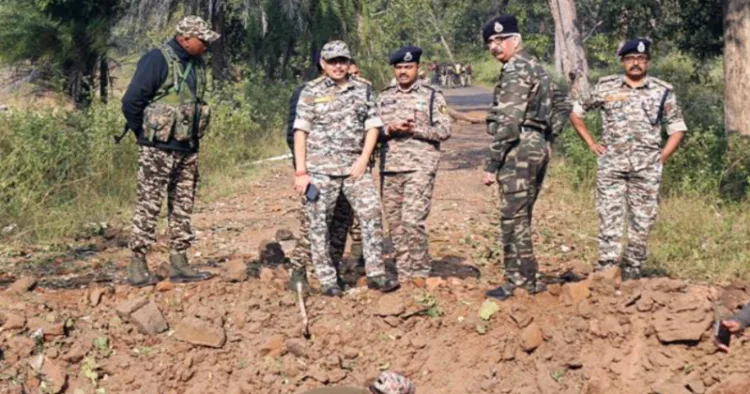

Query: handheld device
(305, 183), (320, 202)
(715, 320), (731, 348)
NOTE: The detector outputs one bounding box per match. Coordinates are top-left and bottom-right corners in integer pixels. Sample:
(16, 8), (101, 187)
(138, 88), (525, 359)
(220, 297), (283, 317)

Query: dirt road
(1, 87), (749, 394)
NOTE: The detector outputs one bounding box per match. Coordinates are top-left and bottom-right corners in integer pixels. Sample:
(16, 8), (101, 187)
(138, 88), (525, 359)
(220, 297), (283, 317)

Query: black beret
(389, 46), (422, 65)
(482, 15), (520, 42)
(618, 38), (651, 57)
(313, 50), (323, 71)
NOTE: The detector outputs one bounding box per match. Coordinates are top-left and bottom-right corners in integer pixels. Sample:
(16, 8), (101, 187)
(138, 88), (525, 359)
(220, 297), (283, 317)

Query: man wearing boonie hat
(569, 38), (688, 281)
(121, 16), (220, 287)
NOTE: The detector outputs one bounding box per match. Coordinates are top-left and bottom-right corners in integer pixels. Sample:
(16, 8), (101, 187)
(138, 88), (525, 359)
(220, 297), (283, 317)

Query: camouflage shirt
(573, 75), (687, 171)
(486, 49), (553, 173)
(293, 76), (383, 176)
(376, 81), (451, 173)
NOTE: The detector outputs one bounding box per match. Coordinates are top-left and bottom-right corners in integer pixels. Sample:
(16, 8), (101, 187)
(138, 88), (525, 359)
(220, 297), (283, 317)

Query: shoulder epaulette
(351, 75), (372, 86)
(597, 75), (620, 84)
(649, 76), (674, 90)
(306, 75), (326, 87)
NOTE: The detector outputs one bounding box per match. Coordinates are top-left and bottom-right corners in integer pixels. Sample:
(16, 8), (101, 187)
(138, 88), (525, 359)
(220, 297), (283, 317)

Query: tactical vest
(142, 44), (211, 145)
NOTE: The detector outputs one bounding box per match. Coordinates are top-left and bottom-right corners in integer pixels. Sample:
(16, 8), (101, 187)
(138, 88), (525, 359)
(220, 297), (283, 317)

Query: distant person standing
(465, 63), (473, 86)
(569, 38), (687, 280)
(121, 16), (219, 287)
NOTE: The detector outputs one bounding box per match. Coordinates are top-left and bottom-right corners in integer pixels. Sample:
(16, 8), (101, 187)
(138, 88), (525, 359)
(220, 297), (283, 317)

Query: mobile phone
(715, 320), (731, 348)
(305, 183), (320, 202)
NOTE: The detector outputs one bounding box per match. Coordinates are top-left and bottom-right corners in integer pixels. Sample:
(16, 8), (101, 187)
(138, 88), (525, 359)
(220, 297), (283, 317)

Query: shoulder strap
(654, 88), (671, 126)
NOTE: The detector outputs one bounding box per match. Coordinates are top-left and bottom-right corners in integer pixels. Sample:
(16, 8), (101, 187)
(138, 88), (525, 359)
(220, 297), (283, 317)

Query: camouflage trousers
(596, 159), (663, 270)
(381, 171), (436, 280)
(129, 146), (199, 259)
(307, 173), (385, 286)
(496, 132), (548, 286)
(289, 193), (362, 271)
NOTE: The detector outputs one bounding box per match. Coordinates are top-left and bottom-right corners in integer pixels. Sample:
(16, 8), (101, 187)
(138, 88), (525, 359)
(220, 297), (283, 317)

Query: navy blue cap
(389, 46), (422, 65)
(483, 15), (520, 42)
(618, 38), (651, 57)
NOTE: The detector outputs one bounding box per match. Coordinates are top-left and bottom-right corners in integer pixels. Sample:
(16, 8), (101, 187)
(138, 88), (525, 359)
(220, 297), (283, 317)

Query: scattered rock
(259, 335), (286, 358)
(410, 335), (427, 349)
(570, 262), (593, 276)
(561, 280), (591, 305)
(7, 277), (37, 293)
(40, 357), (67, 393)
(510, 306), (533, 328)
(129, 302), (169, 335)
(520, 323), (544, 353)
(63, 339), (92, 363)
(286, 338), (307, 358)
(175, 317), (227, 348)
(653, 309), (712, 343)
(156, 281), (174, 292)
(1, 311), (26, 330)
(89, 288), (108, 307)
(685, 374), (705, 394)
(375, 294), (406, 317)
(651, 383), (690, 394)
(115, 297), (149, 319)
(259, 268), (275, 283)
(275, 229), (295, 241)
(547, 284), (562, 296)
(258, 240), (286, 266)
(425, 277), (445, 291)
(224, 260), (249, 282)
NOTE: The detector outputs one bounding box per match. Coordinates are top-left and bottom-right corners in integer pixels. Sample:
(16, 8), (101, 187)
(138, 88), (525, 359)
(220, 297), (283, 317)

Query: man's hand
(545, 142), (553, 159)
(483, 171), (496, 186)
(349, 159), (368, 180)
(294, 174), (311, 194)
(588, 142), (607, 157)
(387, 121), (414, 134)
(715, 319), (742, 353)
(660, 151), (668, 165)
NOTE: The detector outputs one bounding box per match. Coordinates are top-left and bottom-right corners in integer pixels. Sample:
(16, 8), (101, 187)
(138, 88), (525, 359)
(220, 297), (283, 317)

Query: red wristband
(295, 171), (308, 176)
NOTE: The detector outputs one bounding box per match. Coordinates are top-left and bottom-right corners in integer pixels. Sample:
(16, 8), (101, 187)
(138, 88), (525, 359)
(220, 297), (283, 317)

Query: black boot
(127, 255), (161, 288)
(320, 283), (343, 297)
(485, 281), (516, 300)
(367, 275), (400, 293)
(168, 253), (214, 283)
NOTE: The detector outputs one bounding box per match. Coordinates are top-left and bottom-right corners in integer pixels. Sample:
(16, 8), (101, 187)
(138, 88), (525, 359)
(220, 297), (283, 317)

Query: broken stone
(174, 317), (227, 348)
(286, 338), (307, 358)
(547, 284), (562, 296)
(375, 294), (406, 317)
(129, 302), (169, 335)
(653, 308), (712, 344)
(410, 335), (427, 349)
(224, 260), (249, 282)
(258, 240), (286, 266)
(7, 277), (36, 293)
(275, 229), (295, 241)
(259, 335), (286, 358)
(561, 280), (591, 305)
(40, 357), (67, 393)
(115, 297), (149, 319)
(89, 288), (108, 307)
(259, 268), (275, 283)
(155, 281), (174, 292)
(425, 277), (445, 291)
(520, 323), (544, 353)
(1, 311), (26, 330)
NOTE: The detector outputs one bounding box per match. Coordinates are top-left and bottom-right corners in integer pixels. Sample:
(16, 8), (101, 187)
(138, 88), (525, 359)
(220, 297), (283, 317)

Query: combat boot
(485, 281), (516, 301)
(127, 255), (161, 288)
(367, 275), (400, 293)
(320, 283), (343, 297)
(523, 277), (547, 295)
(288, 267), (310, 294)
(621, 266), (642, 281)
(168, 252), (214, 283)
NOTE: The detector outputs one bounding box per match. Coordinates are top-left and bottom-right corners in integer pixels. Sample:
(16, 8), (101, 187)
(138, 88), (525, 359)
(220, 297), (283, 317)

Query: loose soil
(1, 88), (749, 394)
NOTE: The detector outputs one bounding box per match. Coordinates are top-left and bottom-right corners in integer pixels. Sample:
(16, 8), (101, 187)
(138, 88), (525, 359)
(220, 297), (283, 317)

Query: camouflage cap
(176, 16), (220, 43)
(320, 40), (352, 61)
(370, 372), (416, 394)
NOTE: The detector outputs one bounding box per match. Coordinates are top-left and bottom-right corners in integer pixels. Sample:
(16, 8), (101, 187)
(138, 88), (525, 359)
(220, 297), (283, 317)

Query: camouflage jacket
(573, 75), (687, 171)
(293, 76), (383, 176)
(376, 81), (451, 174)
(486, 49), (553, 173)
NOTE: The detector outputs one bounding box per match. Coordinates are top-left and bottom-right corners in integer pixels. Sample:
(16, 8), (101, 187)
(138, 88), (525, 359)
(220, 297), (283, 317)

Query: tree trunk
(427, 8), (454, 62)
(549, 0), (590, 95)
(99, 57), (109, 104)
(724, 0), (750, 136)
(210, 0), (230, 85)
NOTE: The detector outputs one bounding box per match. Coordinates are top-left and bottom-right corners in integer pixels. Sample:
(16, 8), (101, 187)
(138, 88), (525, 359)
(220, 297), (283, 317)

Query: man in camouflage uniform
(286, 53), (363, 292)
(121, 16), (219, 287)
(377, 46), (451, 284)
(481, 15), (555, 300)
(570, 38), (687, 280)
(292, 40), (400, 296)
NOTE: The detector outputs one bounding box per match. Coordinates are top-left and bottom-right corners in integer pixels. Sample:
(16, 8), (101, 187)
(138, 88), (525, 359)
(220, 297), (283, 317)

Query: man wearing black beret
(569, 38), (687, 281)
(376, 46), (452, 285)
(481, 15), (555, 300)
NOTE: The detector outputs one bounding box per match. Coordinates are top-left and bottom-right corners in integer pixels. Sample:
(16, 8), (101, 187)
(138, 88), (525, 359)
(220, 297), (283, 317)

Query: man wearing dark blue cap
(376, 46), (451, 284)
(481, 15), (555, 300)
(570, 38), (687, 280)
